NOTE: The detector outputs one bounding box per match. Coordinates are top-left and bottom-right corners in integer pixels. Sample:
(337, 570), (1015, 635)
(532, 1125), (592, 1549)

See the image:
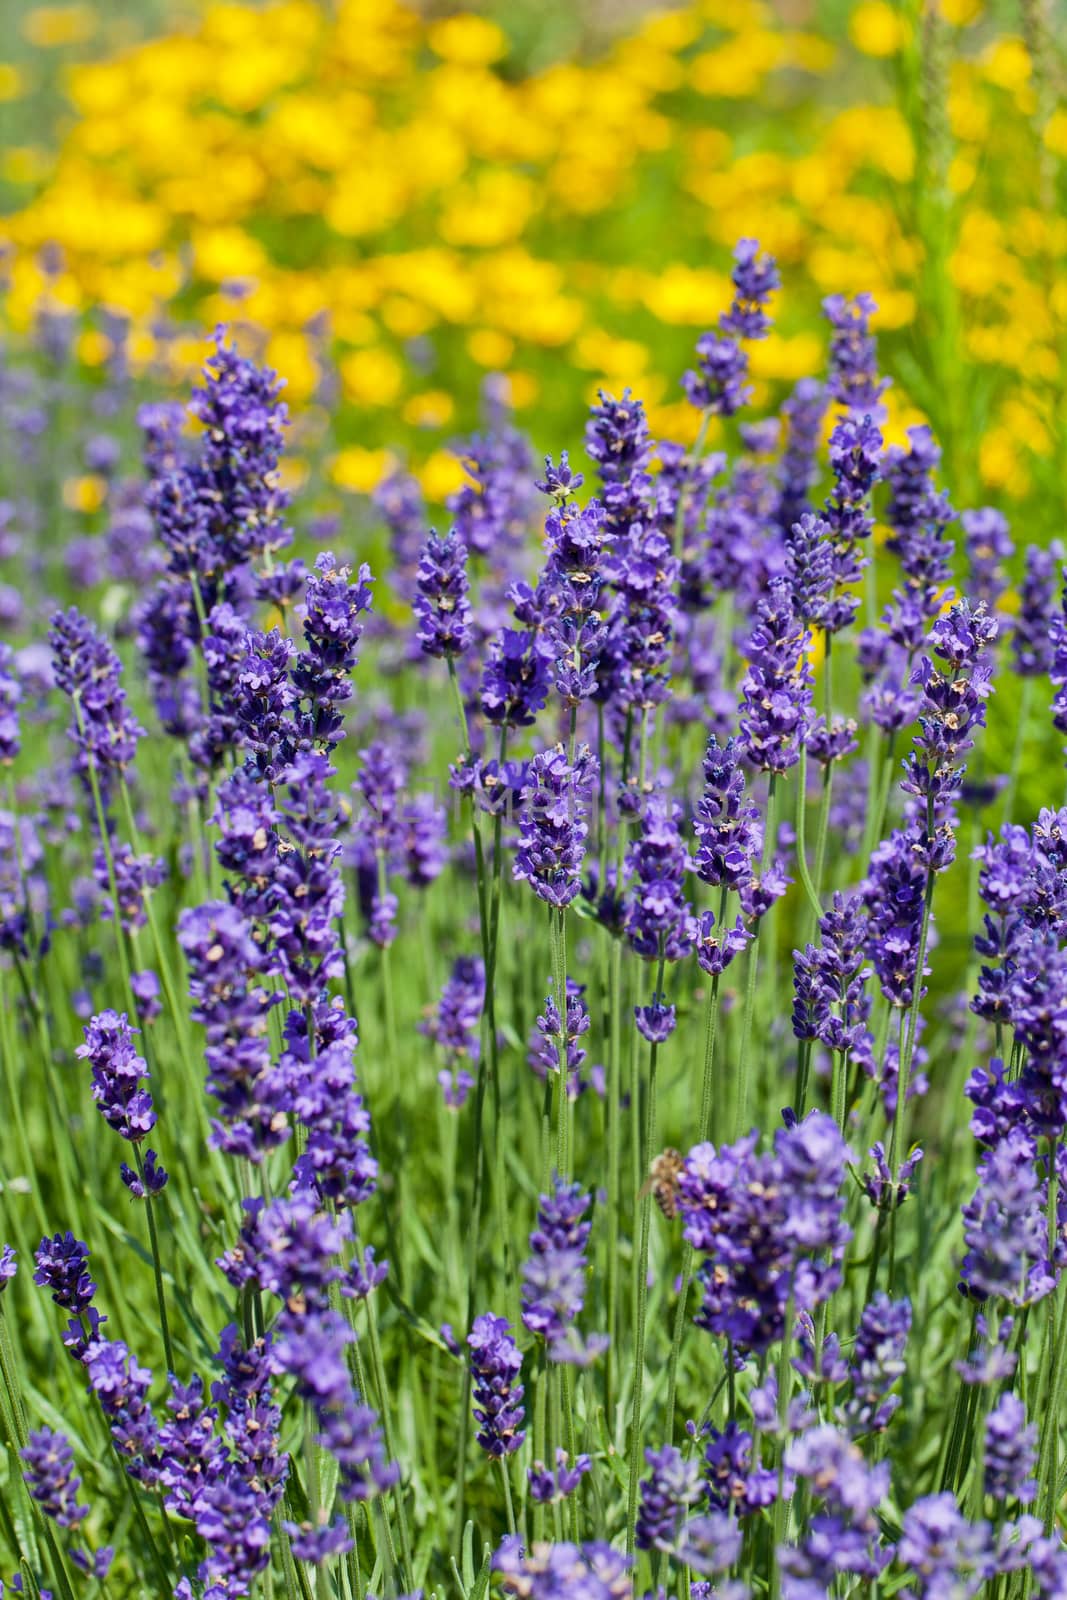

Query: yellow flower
(2, 147), (50, 186)
(63, 475), (106, 514)
(439, 171), (536, 250)
(980, 426), (1029, 495)
(0, 65), (24, 102)
(22, 4), (94, 48)
(266, 332), (317, 404)
(506, 371), (539, 410)
(942, 0), (983, 23)
(691, 32), (783, 97)
(340, 347), (404, 407)
(467, 330), (514, 368)
(981, 37), (1031, 93)
(403, 391), (455, 429)
(331, 447), (392, 493)
(192, 227), (269, 285)
(418, 448), (468, 504)
(427, 14), (506, 66)
(750, 332), (824, 383)
(574, 331), (649, 376)
(640, 264), (732, 327)
(76, 329), (111, 367)
(848, 2), (907, 58)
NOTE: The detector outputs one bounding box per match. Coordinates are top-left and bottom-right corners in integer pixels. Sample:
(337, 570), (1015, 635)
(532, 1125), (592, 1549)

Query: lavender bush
(0, 243), (1065, 1600)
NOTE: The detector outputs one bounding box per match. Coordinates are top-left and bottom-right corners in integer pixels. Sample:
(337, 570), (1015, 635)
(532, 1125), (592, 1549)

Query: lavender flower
(864, 826), (931, 1009)
(792, 892), (873, 1076)
(781, 1424), (889, 1591)
(514, 744), (597, 909)
(1013, 543), (1062, 677)
(704, 1422), (777, 1515)
(0, 644), (21, 764)
(468, 1313), (525, 1458)
(494, 1538), (632, 1600)
(585, 389), (652, 536)
(521, 1180), (604, 1362)
(963, 507), (1013, 610)
(606, 520), (679, 711)
(776, 378), (826, 535)
(34, 1233), (96, 1320)
(894, 1494), (994, 1597)
(693, 736), (760, 892)
(291, 553), (373, 750)
(902, 601), (998, 855)
(543, 497), (610, 707)
(679, 1113), (850, 1353)
(738, 578), (812, 773)
(785, 512), (835, 631)
(21, 1430), (89, 1529)
(50, 608), (145, 799)
(270, 753), (346, 1004)
(823, 291), (887, 413)
(960, 1128), (1054, 1306)
(528, 1449), (592, 1505)
(414, 529), (473, 658)
(375, 468), (426, 601)
(83, 1338), (157, 1470)
(624, 796), (695, 963)
(188, 325), (290, 568)
(527, 980), (588, 1099)
(481, 628), (552, 729)
(984, 1392), (1037, 1503)
(178, 899), (285, 1159)
(684, 239), (778, 416)
(820, 413), (883, 631)
(841, 1295), (911, 1436)
(76, 1010), (158, 1145)
(448, 385), (534, 565)
(424, 954), (483, 1106)
(635, 1444), (703, 1553)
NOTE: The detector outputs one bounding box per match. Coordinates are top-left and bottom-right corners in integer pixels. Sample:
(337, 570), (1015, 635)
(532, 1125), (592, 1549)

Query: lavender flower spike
(468, 1313), (525, 1458)
(514, 744), (597, 909)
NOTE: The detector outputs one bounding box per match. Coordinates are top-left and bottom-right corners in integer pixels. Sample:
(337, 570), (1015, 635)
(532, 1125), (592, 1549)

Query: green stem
(134, 1147), (176, 1375)
(626, 966), (663, 1556)
(551, 907), (570, 1179)
(362, 1286), (415, 1589)
(735, 774), (777, 1138)
(769, 1287), (796, 1600)
(887, 868), (935, 1173)
(794, 746), (823, 924)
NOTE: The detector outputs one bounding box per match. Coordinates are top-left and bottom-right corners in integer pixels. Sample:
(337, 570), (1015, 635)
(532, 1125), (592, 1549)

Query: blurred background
(0, 0), (1064, 536)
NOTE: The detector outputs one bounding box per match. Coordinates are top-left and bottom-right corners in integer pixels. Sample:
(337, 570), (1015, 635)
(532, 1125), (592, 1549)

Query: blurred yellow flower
(340, 348), (405, 407)
(22, 4), (94, 48)
(942, 0), (983, 23)
(427, 14), (506, 66)
(467, 330), (514, 368)
(981, 37), (1031, 95)
(403, 391), (456, 429)
(848, 2), (907, 58)
(419, 449), (468, 505)
(62, 474), (106, 513)
(0, 0), (1060, 529)
(331, 447), (392, 493)
(0, 64), (24, 101)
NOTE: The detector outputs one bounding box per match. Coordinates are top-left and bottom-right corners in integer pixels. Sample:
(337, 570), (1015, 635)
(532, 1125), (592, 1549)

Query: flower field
(0, 3), (1066, 1599)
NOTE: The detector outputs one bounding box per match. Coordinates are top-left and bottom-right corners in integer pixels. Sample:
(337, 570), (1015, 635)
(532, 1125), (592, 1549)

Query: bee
(642, 1147), (684, 1220)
